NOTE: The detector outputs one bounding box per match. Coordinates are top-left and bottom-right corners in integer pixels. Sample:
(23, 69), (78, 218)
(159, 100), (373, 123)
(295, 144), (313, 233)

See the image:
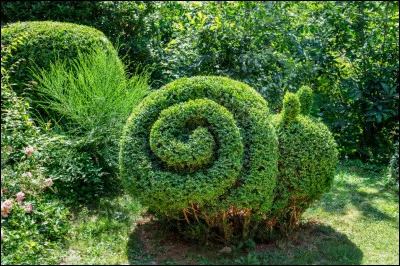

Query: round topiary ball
(1, 21), (121, 93)
(270, 90), (338, 228)
(119, 76), (278, 223)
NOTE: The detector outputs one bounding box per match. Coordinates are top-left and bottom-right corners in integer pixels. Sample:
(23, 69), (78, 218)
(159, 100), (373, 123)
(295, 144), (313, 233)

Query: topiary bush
(120, 76), (278, 240)
(267, 89), (338, 231)
(120, 76), (338, 241)
(297, 85), (313, 115)
(1, 21), (120, 94)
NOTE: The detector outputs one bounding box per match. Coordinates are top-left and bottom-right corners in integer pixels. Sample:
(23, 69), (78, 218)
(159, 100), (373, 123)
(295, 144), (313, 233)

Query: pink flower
(44, 178), (53, 187)
(16, 192), (25, 203)
(22, 172), (33, 178)
(6, 146), (12, 152)
(1, 200), (13, 217)
(24, 202), (33, 213)
(1, 229), (3, 241)
(24, 146), (34, 156)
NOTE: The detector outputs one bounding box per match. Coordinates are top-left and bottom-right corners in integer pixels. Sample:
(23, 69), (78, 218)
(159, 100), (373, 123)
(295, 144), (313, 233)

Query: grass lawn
(59, 161), (399, 265)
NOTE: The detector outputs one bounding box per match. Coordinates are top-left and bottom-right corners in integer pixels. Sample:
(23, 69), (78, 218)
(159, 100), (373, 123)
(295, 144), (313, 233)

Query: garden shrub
(120, 76), (278, 240)
(268, 90), (338, 230)
(1, 67), (69, 264)
(0, 1), (156, 78)
(384, 142), (399, 192)
(1, 21), (120, 94)
(2, 20), (150, 205)
(32, 46), (151, 178)
(36, 134), (106, 204)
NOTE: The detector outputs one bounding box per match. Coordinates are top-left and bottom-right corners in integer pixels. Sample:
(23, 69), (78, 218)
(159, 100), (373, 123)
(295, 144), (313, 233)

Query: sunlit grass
(303, 161), (399, 265)
(61, 161), (399, 265)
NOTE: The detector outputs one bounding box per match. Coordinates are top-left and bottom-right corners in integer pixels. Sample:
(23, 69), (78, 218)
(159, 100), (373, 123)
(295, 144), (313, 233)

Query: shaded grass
(60, 161), (399, 265)
(59, 195), (144, 265)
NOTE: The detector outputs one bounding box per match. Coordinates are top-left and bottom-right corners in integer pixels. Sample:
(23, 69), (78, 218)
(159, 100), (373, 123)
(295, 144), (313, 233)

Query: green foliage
(181, 222), (211, 244)
(36, 134), (106, 204)
(1, 66), (69, 265)
(0, 1), (157, 79)
(384, 142), (399, 192)
(282, 92), (300, 124)
(2, 1), (398, 164)
(297, 86), (313, 115)
(1, 21), (118, 94)
(149, 1), (398, 164)
(120, 76), (278, 239)
(269, 91), (338, 229)
(1, 21), (137, 205)
(149, 99), (243, 170)
(32, 46), (151, 179)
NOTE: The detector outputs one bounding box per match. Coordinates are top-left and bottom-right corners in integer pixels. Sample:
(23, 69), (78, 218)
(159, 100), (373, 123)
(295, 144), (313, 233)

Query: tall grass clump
(31, 47), (151, 195)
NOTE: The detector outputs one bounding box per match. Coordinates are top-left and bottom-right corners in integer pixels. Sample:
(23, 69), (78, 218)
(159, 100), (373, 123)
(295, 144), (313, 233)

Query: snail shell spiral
(119, 76), (278, 214)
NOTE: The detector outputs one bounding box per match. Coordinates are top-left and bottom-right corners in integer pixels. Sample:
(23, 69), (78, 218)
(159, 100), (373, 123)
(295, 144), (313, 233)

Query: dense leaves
(1, 21), (118, 95)
(384, 142), (399, 192)
(1, 61), (69, 264)
(2, 1), (397, 164)
(31, 47), (151, 175)
(269, 90), (338, 230)
(0, 1), (155, 72)
(120, 76), (278, 240)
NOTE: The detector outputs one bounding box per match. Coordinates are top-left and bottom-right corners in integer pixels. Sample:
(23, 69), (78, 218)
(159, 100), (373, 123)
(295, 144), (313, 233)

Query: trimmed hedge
(120, 76), (278, 238)
(270, 90), (338, 229)
(1, 21), (120, 93)
(0, 2), (155, 75)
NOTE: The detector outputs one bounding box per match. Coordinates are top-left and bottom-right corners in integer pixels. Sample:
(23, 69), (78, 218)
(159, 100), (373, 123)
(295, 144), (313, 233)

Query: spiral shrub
(120, 76), (278, 238)
(270, 90), (338, 229)
(1, 21), (120, 93)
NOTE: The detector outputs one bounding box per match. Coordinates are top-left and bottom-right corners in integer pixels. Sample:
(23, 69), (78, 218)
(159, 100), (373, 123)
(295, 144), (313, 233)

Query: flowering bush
(1, 60), (70, 264)
(1, 200), (13, 217)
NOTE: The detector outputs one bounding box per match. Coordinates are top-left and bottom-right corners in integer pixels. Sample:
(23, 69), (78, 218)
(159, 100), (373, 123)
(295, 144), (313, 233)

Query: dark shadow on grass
(127, 220), (220, 265)
(255, 221), (364, 265)
(126, 219), (363, 265)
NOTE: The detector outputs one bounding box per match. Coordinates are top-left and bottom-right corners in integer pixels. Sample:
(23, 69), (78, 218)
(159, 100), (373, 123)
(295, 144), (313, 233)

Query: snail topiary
(120, 76), (278, 240)
(120, 77), (338, 241)
(268, 89), (338, 230)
